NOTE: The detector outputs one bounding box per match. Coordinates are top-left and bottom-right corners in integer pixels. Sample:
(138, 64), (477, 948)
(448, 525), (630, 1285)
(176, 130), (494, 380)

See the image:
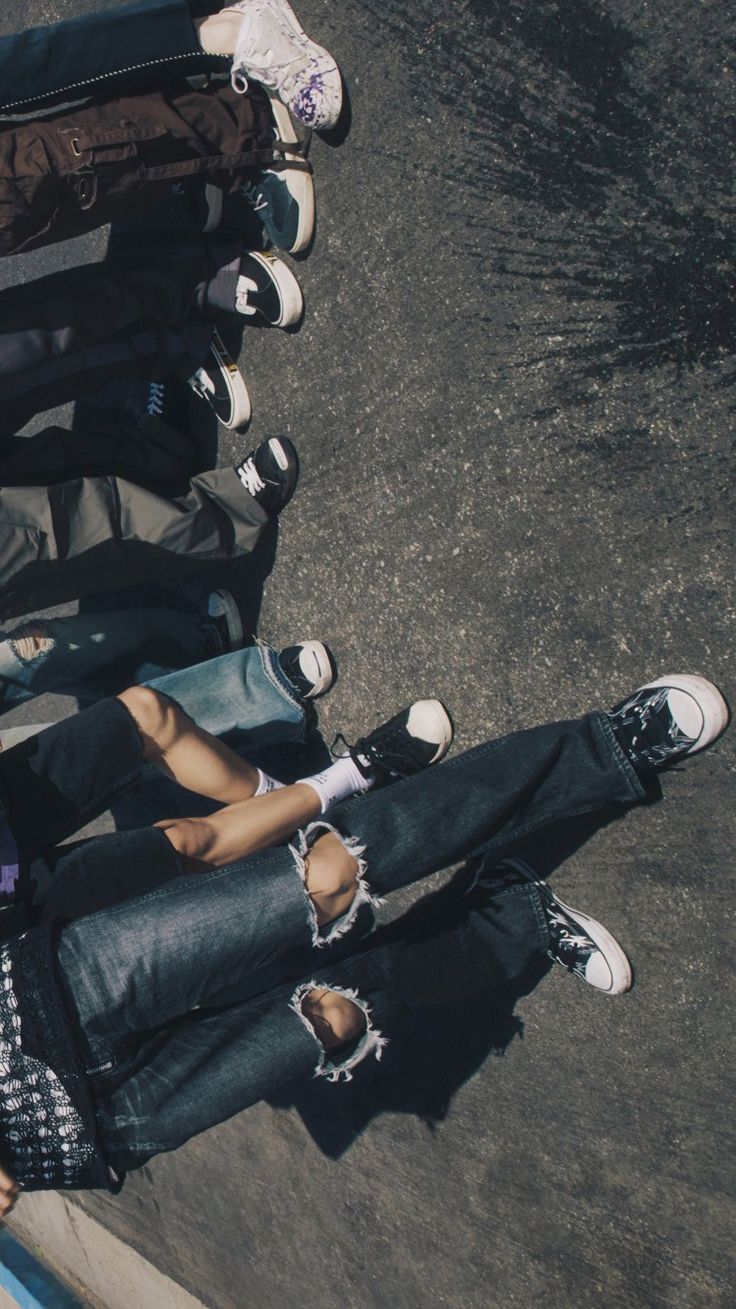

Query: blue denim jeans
(0, 1), (217, 116)
(0, 608), (222, 712)
(55, 710), (645, 1171)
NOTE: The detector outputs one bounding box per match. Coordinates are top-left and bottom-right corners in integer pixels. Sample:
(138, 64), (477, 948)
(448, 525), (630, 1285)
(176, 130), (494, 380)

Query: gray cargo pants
(0, 465), (267, 620)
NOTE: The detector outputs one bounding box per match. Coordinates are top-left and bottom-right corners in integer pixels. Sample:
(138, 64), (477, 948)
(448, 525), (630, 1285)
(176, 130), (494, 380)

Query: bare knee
(301, 986), (365, 1050)
(304, 832), (360, 927)
(118, 685), (178, 754)
(157, 816), (216, 870)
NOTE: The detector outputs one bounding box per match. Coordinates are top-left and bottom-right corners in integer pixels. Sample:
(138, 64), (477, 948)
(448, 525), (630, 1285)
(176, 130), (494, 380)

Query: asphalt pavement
(0, 1), (734, 1306)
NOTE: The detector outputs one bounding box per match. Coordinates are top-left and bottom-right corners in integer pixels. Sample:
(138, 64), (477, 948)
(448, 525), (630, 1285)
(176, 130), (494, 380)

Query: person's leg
(0, 235), (239, 420)
(0, 1), (219, 117)
(0, 79), (277, 258)
(0, 417), (197, 491)
(0, 458), (269, 621)
(0, 608), (222, 712)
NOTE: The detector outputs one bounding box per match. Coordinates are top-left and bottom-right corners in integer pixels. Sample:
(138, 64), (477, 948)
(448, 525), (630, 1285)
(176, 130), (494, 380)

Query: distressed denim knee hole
(289, 981), (389, 1083)
(8, 623), (54, 665)
(289, 820), (383, 948)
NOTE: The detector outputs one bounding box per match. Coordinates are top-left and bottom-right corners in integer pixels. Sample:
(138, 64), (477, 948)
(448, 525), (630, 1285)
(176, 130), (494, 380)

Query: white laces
(231, 4), (310, 95)
(235, 274), (258, 315)
(237, 456), (265, 496)
(189, 368), (214, 397)
(146, 382), (165, 416)
(240, 181), (268, 211)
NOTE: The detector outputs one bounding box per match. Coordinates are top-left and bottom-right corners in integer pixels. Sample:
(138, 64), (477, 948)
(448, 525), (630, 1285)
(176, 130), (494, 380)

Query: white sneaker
(230, 0), (342, 130)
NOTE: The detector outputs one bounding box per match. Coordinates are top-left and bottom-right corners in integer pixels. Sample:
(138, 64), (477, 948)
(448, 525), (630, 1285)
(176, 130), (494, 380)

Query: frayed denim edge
(289, 980), (389, 1084)
(290, 820), (383, 949)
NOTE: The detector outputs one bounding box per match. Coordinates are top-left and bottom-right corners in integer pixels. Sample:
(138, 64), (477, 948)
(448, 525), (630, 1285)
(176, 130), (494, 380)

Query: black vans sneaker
(338, 700), (454, 786)
(279, 640), (336, 699)
(239, 95), (315, 253)
(236, 250), (303, 326)
(189, 329), (252, 430)
(497, 859), (632, 994)
(608, 674), (728, 773)
(234, 436), (299, 516)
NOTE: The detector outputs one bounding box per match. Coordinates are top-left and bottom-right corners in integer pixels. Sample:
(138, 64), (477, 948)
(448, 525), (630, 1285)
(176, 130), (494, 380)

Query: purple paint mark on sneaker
(0, 824), (19, 899)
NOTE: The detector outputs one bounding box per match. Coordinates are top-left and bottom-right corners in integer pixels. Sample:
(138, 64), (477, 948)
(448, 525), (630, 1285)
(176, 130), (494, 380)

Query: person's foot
(189, 328), (252, 430)
(236, 250), (303, 326)
(229, 0), (342, 130)
(207, 589), (244, 651)
(495, 858), (632, 994)
(608, 674), (729, 773)
(279, 640), (336, 699)
(170, 179), (224, 233)
(340, 700), (454, 786)
(234, 436), (299, 515)
(239, 95), (314, 253)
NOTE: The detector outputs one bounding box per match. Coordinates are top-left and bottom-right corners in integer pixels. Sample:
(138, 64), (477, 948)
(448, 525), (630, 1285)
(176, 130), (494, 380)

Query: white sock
(254, 768), (286, 796)
(297, 757), (372, 814)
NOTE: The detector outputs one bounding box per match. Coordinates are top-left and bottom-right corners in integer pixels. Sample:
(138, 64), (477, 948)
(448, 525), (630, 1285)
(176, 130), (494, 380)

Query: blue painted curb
(0, 1229), (84, 1308)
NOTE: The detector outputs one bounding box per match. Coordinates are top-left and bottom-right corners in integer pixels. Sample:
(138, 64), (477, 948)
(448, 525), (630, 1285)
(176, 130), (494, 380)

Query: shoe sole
(209, 330), (252, 429)
(499, 859), (632, 995)
(203, 183), (224, 233)
(295, 639), (335, 697)
(246, 249), (304, 326)
(209, 588), (244, 649)
(406, 699), (454, 764)
(641, 674), (729, 753)
(267, 435), (300, 510)
(251, 0), (342, 130)
(267, 94), (315, 253)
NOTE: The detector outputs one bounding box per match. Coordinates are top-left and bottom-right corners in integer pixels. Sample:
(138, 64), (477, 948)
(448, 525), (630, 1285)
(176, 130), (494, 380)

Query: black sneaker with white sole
(207, 589), (244, 651)
(234, 436), (299, 516)
(236, 250), (303, 326)
(189, 329), (252, 430)
(496, 859), (632, 994)
(279, 640), (336, 699)
(608, 674), (729, 774)
(337, 699), (454, 787)
(239, 95), (315, 253)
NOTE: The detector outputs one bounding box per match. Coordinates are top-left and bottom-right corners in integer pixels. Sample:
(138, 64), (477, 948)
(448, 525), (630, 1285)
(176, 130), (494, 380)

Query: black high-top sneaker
(279, 641), (336, 699)
(608, 675), (728, 773)
(495, 859), (632, 994)
(234, 436), (299, 516)
(337, 700), (454, 787)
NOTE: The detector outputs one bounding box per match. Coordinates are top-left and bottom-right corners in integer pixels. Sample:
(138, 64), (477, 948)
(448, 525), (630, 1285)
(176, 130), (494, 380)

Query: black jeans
(54, 708), (646, 1171)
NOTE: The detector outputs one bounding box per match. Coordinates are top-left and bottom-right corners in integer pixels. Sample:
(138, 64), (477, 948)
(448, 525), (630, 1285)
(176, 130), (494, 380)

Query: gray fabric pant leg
(0, 467), (267, 620)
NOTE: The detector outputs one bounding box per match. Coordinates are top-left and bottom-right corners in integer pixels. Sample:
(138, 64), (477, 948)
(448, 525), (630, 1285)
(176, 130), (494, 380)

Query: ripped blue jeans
(55, 710), (644, 1172)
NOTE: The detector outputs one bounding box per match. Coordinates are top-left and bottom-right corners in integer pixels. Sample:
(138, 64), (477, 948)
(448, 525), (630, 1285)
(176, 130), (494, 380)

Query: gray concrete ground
(1, 0), (734, 1306)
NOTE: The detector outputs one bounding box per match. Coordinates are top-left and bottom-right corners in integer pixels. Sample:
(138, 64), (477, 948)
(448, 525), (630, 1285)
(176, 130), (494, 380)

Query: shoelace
(240, 181), (268, 212)
(189, 368), (214, 397)
(146, 382), (165, 416)
(237, 457), (266, 496)
(232, 6), (311, 96)
(613, 690), (694, 764)
(235, 275), (259, 315)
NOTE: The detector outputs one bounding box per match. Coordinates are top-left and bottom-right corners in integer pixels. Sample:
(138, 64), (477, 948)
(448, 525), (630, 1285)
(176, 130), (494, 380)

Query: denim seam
(0, 52), (209, 114)
(255, 640), (305, 717)
(590, 710), (647, 801)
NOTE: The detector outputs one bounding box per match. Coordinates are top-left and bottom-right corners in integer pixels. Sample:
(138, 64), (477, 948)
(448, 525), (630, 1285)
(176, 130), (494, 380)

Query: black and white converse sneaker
(234, 436), (299, 516)
(207, 589), (244, 651)
(338, 700), (454, 787)
(239, 95), (314, 253)
(608, 674), (728, 773)
(279, 640), (336, 699)
(236, 250), (303, 326)
(498, 859), (632, 994)
(189, 328), (252, 430)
